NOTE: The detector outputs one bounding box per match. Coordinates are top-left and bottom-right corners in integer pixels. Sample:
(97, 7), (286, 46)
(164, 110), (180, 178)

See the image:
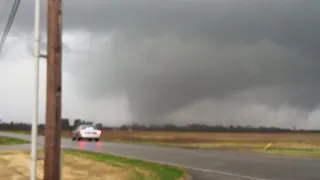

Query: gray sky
(0, 0), (320, 128)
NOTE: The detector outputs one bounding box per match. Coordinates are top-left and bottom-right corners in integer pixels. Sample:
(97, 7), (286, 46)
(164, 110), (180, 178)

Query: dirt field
(0, 151), (133, 180)
(0, 149), (186, 180)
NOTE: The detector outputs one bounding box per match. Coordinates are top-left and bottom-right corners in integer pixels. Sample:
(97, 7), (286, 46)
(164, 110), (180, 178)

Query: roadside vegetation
(4, 119), (320, 158)
(8, 130), (320, 158)
(95, 131), (320, 158)
(66, 149), (186, 180)
(0, 149), (187, 180)
(0, 135), (28, 145)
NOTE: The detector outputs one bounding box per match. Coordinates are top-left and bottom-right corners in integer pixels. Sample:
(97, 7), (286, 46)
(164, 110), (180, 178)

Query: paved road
(1, 132), (320, 180)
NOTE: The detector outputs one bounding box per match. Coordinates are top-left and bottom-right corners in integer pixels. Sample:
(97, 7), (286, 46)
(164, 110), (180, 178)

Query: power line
(0, 0), (10, 47)
(0, 0), (21, 52)
(0, 0), (20, 54)
(0, 0), (21, 55)
(0, 0), (10, 25)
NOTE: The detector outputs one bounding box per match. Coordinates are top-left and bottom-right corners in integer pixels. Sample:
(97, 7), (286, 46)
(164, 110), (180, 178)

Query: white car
(72, 125), (101, 142)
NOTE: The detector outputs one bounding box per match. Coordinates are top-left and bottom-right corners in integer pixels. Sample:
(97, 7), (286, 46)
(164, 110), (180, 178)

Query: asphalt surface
(1, 132), (320, 180)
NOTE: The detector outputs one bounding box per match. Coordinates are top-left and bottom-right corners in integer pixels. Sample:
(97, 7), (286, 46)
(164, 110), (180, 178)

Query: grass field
(66, 149), (186, 180)
(9, 130), (320, 157)
(0, 149), (187, 180)
(0, 136), (29, 145)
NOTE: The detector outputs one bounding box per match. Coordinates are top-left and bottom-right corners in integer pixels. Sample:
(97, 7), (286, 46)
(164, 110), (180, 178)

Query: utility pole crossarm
(40, 54), (48, 58)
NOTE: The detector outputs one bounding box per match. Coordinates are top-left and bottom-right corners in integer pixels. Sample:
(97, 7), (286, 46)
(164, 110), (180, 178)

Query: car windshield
(81, 125), (97, 130)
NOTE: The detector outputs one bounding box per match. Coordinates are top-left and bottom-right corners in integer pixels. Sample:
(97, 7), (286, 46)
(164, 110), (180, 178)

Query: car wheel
(88, 138), (92, 142)
(78, 137), (82, 141)
(95, 138), (99, 142)
(72, 137), (76, 141)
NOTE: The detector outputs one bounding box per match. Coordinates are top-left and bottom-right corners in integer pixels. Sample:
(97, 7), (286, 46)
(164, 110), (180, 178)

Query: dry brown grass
(91, 130), (320, 149)
(94, 130), (320, 156)
(0, 151), (133, 180)
(0, 149), (187, 180)
(38, 130), (320, 142)
(14, 130), (320, 151)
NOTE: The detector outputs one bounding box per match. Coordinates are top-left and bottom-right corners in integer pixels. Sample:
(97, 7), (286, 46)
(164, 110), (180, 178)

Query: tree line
(0, 118), (319, 133)
(0, 118), (104, 131)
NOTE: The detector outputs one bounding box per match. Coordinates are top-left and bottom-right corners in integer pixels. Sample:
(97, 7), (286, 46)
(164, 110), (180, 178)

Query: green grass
(65, 149), (186, 180)
(0, 136), (29, 145)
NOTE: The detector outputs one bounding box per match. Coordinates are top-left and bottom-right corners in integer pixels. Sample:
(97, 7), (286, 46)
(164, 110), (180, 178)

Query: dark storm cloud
(12, 0), (320, 124)
(16, 0), (320, 54)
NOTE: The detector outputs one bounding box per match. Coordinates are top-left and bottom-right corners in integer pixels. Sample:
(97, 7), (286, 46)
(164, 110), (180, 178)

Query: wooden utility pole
(43, 0), (62, 179)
